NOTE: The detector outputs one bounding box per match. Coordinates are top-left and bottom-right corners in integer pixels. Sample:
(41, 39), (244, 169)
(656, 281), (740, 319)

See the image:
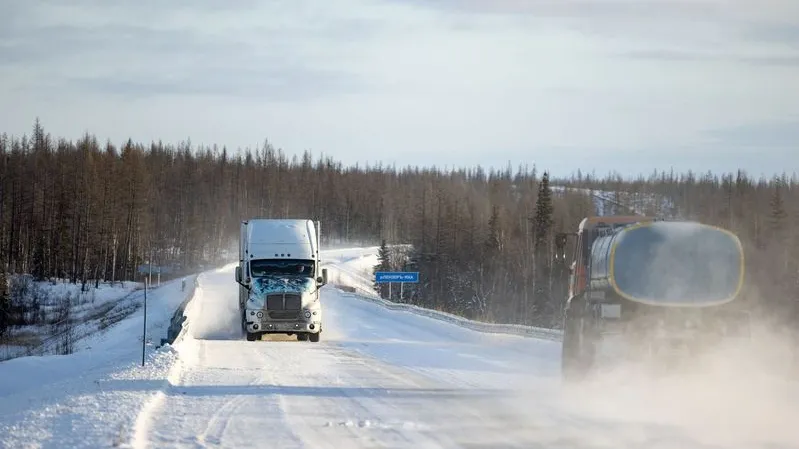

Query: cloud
(705, 121), (799, 149)
(0, 0), (797, 178)
(744, 22), (799, 48)
(0, 1), (379, 100)
(621, 50), (799, 66)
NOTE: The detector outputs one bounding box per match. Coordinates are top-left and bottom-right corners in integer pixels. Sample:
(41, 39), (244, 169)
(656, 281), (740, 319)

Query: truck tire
(309, 332), (320, 343)
(246, 332), (258, 342)
(296, 333), (309, 341)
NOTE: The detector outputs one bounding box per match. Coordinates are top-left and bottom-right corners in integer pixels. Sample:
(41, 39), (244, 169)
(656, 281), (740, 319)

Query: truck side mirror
(317, 268), (328, 285)
(235, 266), (242, 283)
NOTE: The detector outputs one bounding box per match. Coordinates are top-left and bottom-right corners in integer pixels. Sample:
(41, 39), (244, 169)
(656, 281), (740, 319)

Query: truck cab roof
(242, 219), (318, 261)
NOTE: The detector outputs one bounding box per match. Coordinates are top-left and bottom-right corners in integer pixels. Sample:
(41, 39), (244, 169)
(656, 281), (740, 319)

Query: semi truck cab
(235, 219), (327, 342)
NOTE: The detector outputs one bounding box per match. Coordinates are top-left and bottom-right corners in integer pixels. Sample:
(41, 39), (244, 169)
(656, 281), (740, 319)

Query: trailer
(556, 217), (750, 380)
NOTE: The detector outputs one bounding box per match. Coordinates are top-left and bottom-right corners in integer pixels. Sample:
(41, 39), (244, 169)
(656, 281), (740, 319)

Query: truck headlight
(304, 311), (312, 319)
(256, 311), (263, 318)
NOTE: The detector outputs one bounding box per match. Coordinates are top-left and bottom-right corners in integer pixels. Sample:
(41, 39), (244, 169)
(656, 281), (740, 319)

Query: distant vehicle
(555, 216), (750, 380)
(235, 219), (327, 342)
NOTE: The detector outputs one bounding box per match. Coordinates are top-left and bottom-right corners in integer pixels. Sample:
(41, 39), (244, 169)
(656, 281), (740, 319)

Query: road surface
(129, 253), (799, 449)
(1, 247), (797, 448)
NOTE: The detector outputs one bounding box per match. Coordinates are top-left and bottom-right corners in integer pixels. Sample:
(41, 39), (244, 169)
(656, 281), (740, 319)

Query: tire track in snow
(128, 349), (188, 449)
(194, 393), (248, 447)
(268, 344), (441, 448)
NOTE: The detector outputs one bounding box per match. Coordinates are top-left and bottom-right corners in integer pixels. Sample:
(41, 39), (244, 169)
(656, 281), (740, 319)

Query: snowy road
(131, 263), (564, 449)
(130, 253), (799, 449)
(2, 247), (799, 448)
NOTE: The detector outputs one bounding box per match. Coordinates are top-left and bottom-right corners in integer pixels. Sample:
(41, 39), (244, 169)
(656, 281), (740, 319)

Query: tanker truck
(555, 216), (750, 381)
(235, 219), (328, 342)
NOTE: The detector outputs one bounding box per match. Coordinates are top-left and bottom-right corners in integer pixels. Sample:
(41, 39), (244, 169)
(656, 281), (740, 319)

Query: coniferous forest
(1, 120), (798, 337)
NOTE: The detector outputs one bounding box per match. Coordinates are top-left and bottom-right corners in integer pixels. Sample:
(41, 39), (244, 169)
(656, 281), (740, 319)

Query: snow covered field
(1, 278), (144, 361)
(0, 276), (196, 448)
(551, 185), (677, 217)
(2, 247), (798, 448)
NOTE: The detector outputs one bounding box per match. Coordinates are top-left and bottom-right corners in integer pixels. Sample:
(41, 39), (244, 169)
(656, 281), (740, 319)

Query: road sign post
(141, 277), (147, 367)
(374, 272), (419, 301)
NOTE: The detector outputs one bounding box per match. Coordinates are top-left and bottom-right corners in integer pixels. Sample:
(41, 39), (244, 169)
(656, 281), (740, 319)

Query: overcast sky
(2, 0), (798, 178)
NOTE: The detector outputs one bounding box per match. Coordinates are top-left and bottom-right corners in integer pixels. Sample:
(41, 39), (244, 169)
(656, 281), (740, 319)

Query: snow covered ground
(2, 247), (798, 448)
(1, 278), (144, 361)
(551, 185), (677, 217)
(0, 276), (197, 448)
(322, 246), (381, 296)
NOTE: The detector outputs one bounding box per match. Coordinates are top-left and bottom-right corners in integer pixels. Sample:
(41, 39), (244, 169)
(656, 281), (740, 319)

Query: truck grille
(266, 294), (302, 310)
(268, 310), (302, 320)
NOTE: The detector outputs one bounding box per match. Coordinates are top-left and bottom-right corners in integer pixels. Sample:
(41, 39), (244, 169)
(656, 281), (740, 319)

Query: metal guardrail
(334, 284), (564, 342)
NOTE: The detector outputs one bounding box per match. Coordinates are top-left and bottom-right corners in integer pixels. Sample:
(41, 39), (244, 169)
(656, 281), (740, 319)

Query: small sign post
(141, 278), (147, 367)
(374, 272), (419, 301)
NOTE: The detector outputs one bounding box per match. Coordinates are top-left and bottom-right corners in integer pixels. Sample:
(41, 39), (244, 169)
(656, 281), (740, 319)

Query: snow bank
(337, 288), (563, 342)
(1, 277), (144, 361)
(184, 263), (242, 340)
(0, 275), (199, 449)
(324, 251), (380, 296)
(320, 245), (563, 341)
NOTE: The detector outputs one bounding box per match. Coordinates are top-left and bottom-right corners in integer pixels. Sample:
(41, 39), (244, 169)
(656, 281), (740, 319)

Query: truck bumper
(246, 319), (321, 334)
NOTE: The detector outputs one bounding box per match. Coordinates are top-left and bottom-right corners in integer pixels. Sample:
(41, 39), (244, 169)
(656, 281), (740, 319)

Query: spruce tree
(769, 180), (788, 236)
(373, 239), (392, 298)
(533, 172), (554, 253)
(485, 205), (502, 259)
(531, 171), (555, 325)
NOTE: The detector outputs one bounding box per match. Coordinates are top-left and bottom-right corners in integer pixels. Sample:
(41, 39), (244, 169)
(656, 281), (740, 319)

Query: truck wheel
(246, 332), (258, 342)
(296, 333), (309, 341)
(309, 332), (320, 343)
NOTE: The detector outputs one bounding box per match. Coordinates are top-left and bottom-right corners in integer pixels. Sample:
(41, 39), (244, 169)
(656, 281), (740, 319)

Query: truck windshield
(249, 259), (314, 278)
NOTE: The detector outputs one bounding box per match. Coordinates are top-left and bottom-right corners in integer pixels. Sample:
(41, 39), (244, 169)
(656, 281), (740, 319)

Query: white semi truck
(235, 219), (328, 342)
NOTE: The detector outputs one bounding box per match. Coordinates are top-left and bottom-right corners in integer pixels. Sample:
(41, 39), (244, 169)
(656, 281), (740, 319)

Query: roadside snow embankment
(338, 289), (563, 341)
(183, 262), (242, 341)
(321, 246), (563, 342)
(0, 274), (199, 449)
(1, 277), (144, 361)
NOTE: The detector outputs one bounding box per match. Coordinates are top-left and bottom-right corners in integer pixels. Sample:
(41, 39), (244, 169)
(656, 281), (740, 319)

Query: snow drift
(184, 263), (242, 340)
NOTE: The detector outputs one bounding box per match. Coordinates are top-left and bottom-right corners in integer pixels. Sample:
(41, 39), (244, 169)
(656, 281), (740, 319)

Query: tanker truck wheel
(562, 300), (595, 382)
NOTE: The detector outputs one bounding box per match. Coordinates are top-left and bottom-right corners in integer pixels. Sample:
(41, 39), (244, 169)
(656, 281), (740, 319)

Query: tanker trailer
(559, 218), (748, 380)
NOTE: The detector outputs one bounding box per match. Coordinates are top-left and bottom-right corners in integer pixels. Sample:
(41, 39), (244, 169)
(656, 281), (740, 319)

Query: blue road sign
(375, 271), (419, 283)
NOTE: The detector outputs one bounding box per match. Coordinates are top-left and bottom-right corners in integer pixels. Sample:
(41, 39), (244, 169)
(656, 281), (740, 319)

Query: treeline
(1, 120), (798, 332)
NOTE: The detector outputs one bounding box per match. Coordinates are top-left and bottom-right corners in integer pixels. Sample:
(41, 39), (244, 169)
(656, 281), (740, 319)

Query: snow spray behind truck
(235, 219), (328, 342)
(554, 217), (750, 380)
